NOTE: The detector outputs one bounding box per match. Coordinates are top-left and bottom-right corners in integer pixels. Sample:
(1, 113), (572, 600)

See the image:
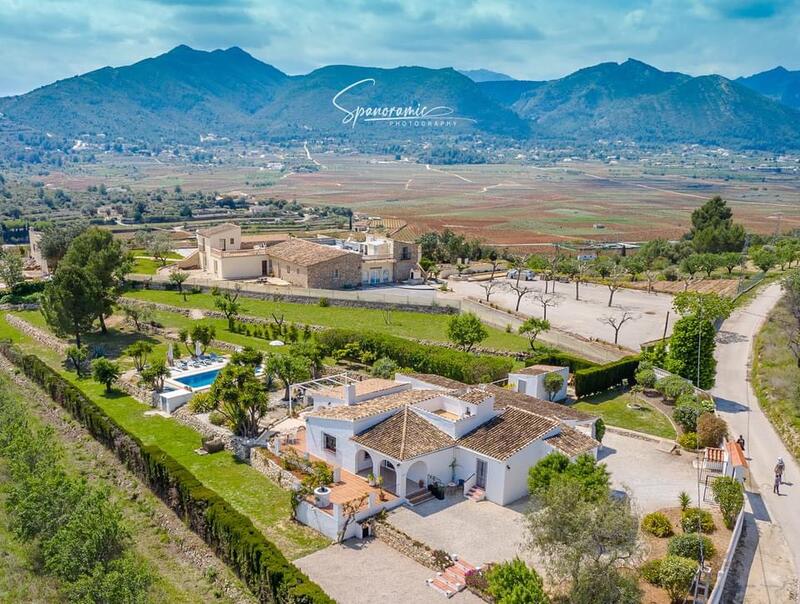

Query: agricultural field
(0, 371), (255, 604)
(20, 148), (800, 246)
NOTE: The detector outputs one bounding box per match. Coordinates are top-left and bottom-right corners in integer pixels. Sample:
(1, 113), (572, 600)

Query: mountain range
(1, 45), (799, 151)
(737, 66), (800, 111)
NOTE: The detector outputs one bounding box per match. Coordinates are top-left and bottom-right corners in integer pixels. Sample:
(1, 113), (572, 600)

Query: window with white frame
(323, 433), (337, 452)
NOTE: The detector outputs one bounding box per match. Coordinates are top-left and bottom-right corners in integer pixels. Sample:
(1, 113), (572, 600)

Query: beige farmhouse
(196, 223), (419, 288)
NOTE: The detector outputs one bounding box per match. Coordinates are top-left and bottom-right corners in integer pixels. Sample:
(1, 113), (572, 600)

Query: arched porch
(354, 446), (428, 499)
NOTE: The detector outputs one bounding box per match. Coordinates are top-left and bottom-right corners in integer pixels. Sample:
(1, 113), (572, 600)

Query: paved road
(713, 283), (800, 585)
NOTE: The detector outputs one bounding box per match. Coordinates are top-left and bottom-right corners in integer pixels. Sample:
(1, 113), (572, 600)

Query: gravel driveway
(296, 539), (483, 604)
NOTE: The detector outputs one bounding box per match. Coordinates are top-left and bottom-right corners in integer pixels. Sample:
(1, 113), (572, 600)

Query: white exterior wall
(406, 448), (457, 486)
(509, 367), (569, 402)
(216, 254), (266, 279)
(500, 437), (556, 505)
(305, 411), (398, 472)
(411, 395), (497, 439)
(455, 447), (507, 504)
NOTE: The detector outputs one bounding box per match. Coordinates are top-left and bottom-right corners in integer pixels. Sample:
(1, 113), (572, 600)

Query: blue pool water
(174, 369), (221, 389)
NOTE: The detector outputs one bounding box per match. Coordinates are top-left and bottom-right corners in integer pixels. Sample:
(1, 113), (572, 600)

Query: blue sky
(0, 0), (798, 96)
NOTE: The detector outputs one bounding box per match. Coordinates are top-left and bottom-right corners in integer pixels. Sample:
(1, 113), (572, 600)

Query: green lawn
(130, 257), (165, 275)
(129, 248), (183, 260)
(0, 313), (328, 560)
(574, 390), (676, 440)
(124, 289), (532, 353)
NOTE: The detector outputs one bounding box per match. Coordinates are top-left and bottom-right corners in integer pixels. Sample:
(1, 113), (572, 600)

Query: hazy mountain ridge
(1, 47), (799, 150)
(737, 66), (800, 111)
(458, 69), (514, 82)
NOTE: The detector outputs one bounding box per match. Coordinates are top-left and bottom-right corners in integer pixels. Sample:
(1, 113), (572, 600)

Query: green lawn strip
(574, 390), (676, 440)
(128, 248), (183, 260)
(0, 313), (328, 560)
(123, 288), (531, 352)
(131, 258), (165, 275)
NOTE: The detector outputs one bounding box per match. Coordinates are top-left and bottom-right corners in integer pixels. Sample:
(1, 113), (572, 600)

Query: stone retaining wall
(4, 313), (68, 354)
(126, 278), (457, 315)
(251, 448), (300, 490)
(172, 407), (235, 452)
(0, 303), (40, 311)
(368, 518), (452, 571)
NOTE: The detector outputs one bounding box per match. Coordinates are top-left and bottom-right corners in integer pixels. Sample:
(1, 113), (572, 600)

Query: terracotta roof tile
(457, 406), (559, 461)
(308, 378), (405, 400)
(455, 386), (492, 404)
(305, 389), (443, 421)
(351, 408), (455, 460)
(544, 425), (600, 457)
(268, 238), (355, 267)
(487, 385), (594, 422)
(514, 364), (565, 376)
(401, 373), (468, 390)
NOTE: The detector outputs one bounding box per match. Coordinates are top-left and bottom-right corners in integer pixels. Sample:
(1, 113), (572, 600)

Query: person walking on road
(736, 434), (746, 451)
(776, 457), (786, 484)
(774, 472), (782, 495)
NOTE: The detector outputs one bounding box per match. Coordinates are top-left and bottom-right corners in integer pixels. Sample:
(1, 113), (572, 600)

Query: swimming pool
(173, 368), (221, 390)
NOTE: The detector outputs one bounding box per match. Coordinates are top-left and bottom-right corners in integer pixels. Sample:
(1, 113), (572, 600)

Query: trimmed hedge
(316, 328), (513, 384)
(525, 351), (597, 372)
(0, 343), (332, 604)
(574, 356), (640, 398)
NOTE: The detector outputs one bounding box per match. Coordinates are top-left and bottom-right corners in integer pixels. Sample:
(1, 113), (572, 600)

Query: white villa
(272, 371), (599, 540)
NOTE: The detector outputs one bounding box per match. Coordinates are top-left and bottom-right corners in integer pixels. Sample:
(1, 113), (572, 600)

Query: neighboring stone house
(196, 223), (361, 288)
(267, 239), (361, 289)
(195, 223), (418, 288)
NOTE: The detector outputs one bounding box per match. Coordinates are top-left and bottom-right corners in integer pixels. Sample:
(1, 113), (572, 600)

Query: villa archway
(355, 448), (373, 474)
(405, 459), (429, 493)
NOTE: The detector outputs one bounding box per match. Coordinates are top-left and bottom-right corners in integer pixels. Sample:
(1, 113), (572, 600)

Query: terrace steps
(466, 486), (485, 502)
(426, 558), (477, 598)
(406, 488), (435, 507)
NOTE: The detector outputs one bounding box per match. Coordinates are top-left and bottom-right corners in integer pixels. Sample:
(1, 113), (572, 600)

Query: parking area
(386, 431), (698, 570)
(295, 539), (483, 604)
(600, 431), (699, 512)
(387, 494), (539, 568)
(448, 278), (674, 349)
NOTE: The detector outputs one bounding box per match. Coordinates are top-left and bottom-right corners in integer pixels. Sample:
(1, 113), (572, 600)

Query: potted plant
(367, 472), (376, 486)
(377, 475), (386, 501)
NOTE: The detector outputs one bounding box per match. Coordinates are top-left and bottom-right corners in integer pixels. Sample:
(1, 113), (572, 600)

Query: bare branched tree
(337, 494), (369, 543)
(508, 281), (533, 311)
(603, 265), (627, 307)
(479, 279), (506, 302)
(599, 310), (637, 345)
(533, 291), (561, 321)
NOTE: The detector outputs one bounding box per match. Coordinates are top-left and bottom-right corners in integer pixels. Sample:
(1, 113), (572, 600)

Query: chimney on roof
(344, 383), (356, 405)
